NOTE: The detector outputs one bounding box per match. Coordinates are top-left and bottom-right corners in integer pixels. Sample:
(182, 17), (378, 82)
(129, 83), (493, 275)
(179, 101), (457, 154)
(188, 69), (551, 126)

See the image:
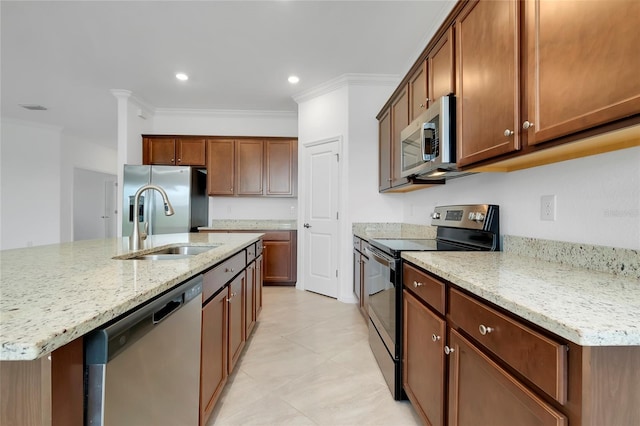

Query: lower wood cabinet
(403, 289), (446, 426)
(199, 242), (263, 426)
(447, 329), (566, 426)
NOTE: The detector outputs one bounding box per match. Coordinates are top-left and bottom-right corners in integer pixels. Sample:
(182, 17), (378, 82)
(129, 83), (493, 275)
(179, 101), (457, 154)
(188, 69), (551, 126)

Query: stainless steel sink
(118, 244), (221, 260)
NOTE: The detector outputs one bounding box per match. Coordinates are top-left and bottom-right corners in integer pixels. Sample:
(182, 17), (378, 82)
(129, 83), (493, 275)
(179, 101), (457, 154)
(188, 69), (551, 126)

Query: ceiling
(1, 0), (456, 148)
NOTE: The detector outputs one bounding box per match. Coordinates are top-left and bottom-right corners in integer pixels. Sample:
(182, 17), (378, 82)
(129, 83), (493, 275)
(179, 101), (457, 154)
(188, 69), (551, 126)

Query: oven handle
(365, 246), (394, 268)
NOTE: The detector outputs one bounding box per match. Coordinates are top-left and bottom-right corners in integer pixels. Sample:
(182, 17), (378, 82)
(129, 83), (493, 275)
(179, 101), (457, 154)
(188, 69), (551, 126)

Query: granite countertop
(200, 219), (297, 231)
(0, 232), (263, 360)
(402, 251), (640, 346)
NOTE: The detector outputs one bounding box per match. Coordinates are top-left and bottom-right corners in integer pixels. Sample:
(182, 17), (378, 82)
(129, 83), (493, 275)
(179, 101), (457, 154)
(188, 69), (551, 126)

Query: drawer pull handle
(444, 346), (455, 355)
(225, 267), (235, 273)
(479, 324), (494, 335)
(413, 281), (423, 288)
(432, 334), (441, 342)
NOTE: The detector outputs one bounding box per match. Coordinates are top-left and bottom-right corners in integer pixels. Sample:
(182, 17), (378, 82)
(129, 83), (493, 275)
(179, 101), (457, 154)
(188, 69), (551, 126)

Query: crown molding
(292, 73), (400, 104)
(153, 108), (297, 119)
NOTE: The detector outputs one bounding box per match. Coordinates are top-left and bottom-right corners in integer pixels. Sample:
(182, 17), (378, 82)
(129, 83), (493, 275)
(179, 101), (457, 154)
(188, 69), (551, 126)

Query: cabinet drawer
(203, 251), (247, 301)
(403, 263), (446, 315)
(263, 231), (291, 241)
(449, 288), (567, 404)
(246, 243), (256, 263)
(256, 239), (263, 256)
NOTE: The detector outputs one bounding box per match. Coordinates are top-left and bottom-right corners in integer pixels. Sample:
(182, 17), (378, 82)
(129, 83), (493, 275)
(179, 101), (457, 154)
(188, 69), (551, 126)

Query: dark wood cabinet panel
(245, 262), (256, 337)
(448, 329), (567, 426)
(227, 273), (245, 374)
(200, 288), (228, 426)
(429, 26), (455, 104)
(143, 137), (176, 165)
(256, 254), (263, 317)
(176, 138), (206, 166)
(265, 139), (297, 197)
(409, 61), (428, 121)
(207, 139), (235, 196)
(403, 290), (446, 426)
(524, 0), (640, 146)
(378, 108), (392, 192)
(236, 139), (264, 195)
(456, 0), (520, 167)
(263, 240), (292, 283)
(390, 85), (409, 187)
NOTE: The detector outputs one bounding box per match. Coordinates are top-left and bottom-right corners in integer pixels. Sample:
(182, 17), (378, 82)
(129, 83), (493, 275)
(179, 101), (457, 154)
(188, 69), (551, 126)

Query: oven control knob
(474, 212), (485, 222)
(431, 212), (440, 220)
(468, 212), (476, 220)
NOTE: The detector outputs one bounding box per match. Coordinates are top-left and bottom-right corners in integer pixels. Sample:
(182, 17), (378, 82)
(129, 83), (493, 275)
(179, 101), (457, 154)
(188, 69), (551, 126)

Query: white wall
(1, 119), (62, 249)
(151, 108), (299, 222)
(401, 146), (640, 250)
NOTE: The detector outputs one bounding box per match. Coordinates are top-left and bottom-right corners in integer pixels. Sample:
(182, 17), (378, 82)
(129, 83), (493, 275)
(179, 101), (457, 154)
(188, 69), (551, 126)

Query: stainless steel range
(365, 204), (500, 399)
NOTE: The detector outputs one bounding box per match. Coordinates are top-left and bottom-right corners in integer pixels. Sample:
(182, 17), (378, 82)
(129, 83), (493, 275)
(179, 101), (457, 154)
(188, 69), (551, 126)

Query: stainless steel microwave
(400, 94), (456, 178)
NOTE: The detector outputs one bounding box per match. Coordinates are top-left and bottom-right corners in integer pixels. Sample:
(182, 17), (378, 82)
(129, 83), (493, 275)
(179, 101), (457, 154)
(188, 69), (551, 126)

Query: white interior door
(303, 140), (340, 298)
(73, 168), (117, 241)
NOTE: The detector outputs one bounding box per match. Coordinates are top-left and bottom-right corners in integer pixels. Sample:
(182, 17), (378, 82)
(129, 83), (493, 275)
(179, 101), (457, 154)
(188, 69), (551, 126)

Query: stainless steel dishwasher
(85, 275), (202, 426)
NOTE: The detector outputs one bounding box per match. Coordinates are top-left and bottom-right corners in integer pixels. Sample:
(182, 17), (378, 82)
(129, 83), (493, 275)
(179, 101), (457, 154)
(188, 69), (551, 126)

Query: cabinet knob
(479, 324), (494, 335)
(522, 120), (534, 130)
(413, 281), (423, 288)
(225, 267), (235, 273)
(444, 346), (455, 355)
(171, 158), (175, 163)
(177, 158), (182, 163)
(226, 292), (236, 303)
(504, 129), (515, 137)
(419, 104), (425, 109)
(432, 334), (441, 342)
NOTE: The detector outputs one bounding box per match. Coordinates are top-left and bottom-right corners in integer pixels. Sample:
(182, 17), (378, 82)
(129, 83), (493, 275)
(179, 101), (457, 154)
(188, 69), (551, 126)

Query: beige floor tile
(210, 286), (421, 426)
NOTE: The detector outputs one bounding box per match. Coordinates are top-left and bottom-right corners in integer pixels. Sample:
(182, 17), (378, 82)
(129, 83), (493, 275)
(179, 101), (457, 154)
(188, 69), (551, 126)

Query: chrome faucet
(129, 184), (175, 250)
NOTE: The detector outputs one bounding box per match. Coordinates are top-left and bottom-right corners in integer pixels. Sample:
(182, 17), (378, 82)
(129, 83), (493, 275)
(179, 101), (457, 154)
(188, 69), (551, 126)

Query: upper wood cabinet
(143, 136), (206, 166)
(391, 85), (410, 188)
(429, 26), (455, 104)
(409, 62), (428, 121)
(456, 0), (520, 167)
(523, 0), (640, 146)
(378, 107), (392, 192)
(265, 139), (297, 197)
(206, 138), (297, 197)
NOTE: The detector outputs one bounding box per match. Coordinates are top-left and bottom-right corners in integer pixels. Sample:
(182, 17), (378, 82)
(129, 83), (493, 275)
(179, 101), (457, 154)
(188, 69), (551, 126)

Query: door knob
(303, 223), (312, 228)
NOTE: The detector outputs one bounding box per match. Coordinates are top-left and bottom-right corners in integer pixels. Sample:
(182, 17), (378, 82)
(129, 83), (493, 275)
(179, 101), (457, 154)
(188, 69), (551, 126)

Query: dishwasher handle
(152, 297), (183, 324)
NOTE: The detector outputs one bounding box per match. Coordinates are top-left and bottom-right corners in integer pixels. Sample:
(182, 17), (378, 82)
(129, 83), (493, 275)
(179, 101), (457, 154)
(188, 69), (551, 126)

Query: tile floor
(207, 286), (421, 426)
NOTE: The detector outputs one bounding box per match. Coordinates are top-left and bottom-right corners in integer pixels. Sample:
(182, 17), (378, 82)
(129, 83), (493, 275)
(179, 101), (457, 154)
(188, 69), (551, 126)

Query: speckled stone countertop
(199, 219), (297, 231)
(0, 232), (262, 360)
(402, 251), (640, 346)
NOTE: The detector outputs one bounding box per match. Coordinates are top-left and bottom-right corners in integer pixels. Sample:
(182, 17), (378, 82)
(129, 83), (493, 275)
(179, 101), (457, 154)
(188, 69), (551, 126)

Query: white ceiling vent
(20, 104), (48, 111)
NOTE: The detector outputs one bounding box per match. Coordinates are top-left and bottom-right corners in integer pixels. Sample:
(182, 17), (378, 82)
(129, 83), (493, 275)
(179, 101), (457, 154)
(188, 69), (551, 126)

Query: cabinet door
(403, 290), (446, 426)
(176, 138), (206, 166)
(207, 139), (235, 196)
(429, 26), (455, 104)
(245, 262), (256, 337)
(236, 139), (264, 195)
(353, 249), (362, 305)
(360, 252), (369, 318)
(378, 108), (392, 192)
(263, 240), (292, 283)
(391, 85), (409, 187)
(265, 139), (297, 197)
(524, 0), (640, 145)
(456, 0), (520, 167)
(227, 273), (245, 374)
(409, 61), (428, 121)
(200, 289), (228, 426)
(144, 137), (176, 165)
(448, 329), (567, 426)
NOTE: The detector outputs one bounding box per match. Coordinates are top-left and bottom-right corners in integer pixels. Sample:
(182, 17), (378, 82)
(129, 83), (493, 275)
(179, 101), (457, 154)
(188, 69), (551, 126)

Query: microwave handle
(421, 122), (437, 161)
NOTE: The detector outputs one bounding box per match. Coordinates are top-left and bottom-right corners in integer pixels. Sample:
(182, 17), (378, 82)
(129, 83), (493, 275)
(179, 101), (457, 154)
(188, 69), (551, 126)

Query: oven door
(365, 245), (399, 358)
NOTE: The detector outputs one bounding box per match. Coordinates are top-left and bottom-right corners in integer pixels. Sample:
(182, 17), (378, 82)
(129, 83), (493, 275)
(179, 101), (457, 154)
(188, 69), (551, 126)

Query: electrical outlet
(540, 195), (556, 221)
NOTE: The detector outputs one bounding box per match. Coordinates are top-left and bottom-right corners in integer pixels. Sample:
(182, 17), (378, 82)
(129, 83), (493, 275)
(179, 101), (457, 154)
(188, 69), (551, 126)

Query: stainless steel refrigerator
(122, 165), (208, 237)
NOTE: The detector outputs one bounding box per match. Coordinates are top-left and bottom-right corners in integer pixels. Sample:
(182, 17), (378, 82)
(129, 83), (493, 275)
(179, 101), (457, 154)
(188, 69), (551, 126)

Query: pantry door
(302, 138), (340, 298)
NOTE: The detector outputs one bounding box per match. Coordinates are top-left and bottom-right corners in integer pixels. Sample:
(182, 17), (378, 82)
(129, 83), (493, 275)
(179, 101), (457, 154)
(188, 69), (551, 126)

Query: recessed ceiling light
(288, 75), (300, 84)
(176, 73), (189, 81)
(20, 104), (48, 111)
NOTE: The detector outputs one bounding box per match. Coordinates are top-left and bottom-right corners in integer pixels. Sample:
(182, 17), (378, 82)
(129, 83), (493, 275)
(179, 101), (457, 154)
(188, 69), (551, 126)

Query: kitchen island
(0, 232), (262, 425)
